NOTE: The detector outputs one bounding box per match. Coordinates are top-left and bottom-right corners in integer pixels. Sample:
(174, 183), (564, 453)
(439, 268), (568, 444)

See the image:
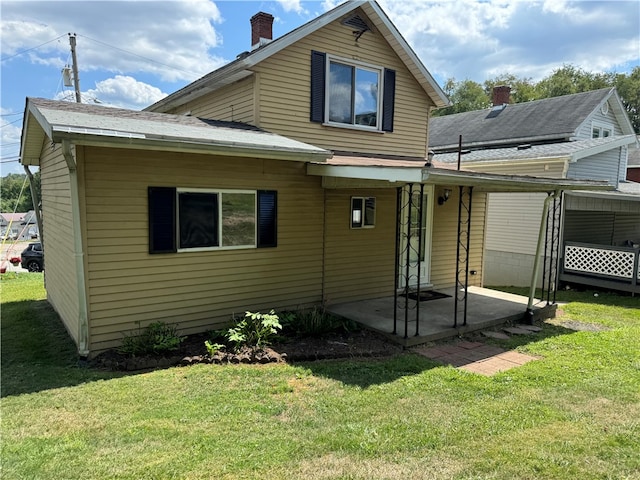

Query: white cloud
(0, 111), (23, 175)
(276, 0), (307, 14)
(1, 0), (226, 82)
(54, 75), (167, 110)
(379, 0), (640, 83)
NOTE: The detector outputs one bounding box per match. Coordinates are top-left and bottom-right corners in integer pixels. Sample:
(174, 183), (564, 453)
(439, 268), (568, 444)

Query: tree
(433, 78), (489, 116)
(0, 172), (40, 213)
(484, 74), (539, 104)
(535, 64), (613, 98)
(614, 66), (640, 134)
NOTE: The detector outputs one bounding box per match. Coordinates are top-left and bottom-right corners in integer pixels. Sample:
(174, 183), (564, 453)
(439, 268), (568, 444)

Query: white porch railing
(560, 241), (640, 293)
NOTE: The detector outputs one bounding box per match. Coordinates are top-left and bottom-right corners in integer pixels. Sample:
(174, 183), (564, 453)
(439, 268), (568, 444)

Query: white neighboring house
(627, 135), (640, 182)
(430, 87), (639, 294)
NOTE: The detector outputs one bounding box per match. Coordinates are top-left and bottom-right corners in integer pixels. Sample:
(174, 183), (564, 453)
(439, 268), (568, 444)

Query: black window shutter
(382, 68), (396, 132)
(310, 51), (326, 123)
(257, 190), (277, 248)
(148, 187), (177, 254)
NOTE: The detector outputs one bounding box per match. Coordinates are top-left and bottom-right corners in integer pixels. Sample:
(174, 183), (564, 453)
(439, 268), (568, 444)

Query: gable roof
(20, 98), (330, 167)
(429, 87), (634, 150)
(146, 0), (449, 113)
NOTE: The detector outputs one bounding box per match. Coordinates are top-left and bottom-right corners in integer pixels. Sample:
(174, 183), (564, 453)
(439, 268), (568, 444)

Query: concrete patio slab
(327, 286), (555, 347)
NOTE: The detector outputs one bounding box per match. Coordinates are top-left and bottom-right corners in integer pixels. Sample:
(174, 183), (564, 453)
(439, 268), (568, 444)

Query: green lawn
(2, 273), (639, 479)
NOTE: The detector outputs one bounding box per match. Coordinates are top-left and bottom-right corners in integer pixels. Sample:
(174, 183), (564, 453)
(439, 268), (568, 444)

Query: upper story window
(328, 58), (381, 128)
(592, 123), (612, 139)
(310, 51), (395, 132)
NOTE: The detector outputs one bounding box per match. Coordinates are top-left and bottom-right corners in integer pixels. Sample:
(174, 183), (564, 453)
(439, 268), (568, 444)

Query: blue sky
(2, 0), (639, 174)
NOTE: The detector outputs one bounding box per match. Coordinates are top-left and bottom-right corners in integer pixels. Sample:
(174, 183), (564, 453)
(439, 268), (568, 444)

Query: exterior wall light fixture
(438, 188), (451, 205)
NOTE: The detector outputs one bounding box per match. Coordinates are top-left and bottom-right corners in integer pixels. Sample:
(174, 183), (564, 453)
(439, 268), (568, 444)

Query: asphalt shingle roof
(429, 88), (613, 149)
(433, 136), (631, 165)
(25, 98), (329, 158)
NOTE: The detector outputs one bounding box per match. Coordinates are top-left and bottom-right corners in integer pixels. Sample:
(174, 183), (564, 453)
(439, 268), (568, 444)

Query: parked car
(21, 242), (44, 272)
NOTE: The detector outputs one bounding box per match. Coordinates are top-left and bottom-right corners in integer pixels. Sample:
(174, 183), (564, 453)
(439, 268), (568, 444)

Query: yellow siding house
(20, 0), (610, 356)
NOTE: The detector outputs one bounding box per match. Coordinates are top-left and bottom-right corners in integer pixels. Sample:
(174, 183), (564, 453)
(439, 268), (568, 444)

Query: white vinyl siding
(485, 192), (548, 255)
(576, 101), (623, 140)
(567, 149), (622, 185)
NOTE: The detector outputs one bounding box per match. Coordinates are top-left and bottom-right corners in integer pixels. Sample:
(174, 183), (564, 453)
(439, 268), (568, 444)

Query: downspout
(526, 190), (560, 323)
(62, 140), (90, 356)
(23, 166), (44, 247)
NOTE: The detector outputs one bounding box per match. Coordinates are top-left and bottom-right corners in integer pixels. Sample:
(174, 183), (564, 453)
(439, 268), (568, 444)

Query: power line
(0, 118), (23, 128)
(77, 34), (201, 78)
(1, 34), (67, 62)
(0, 158), (20, 164)
(0, 113), (23, 117)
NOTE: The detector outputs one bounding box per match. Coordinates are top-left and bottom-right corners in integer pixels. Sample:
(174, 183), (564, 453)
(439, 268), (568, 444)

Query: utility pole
(69, 33), (81, 103)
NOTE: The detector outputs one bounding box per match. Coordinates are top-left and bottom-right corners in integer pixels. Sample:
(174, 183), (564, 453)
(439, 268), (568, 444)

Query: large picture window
(148, 187), (276, 253)
(328, 60), (380, 128)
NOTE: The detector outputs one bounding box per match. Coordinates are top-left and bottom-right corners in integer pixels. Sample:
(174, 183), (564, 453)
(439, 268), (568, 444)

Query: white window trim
(176, 187), (257, 252)
(324, 54), (383, 132)
(591, 121), (613, 139)
(351, 196), (376, 229)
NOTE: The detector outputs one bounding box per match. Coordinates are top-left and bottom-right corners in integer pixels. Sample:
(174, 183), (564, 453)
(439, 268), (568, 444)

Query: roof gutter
(61, 140), (90, 357)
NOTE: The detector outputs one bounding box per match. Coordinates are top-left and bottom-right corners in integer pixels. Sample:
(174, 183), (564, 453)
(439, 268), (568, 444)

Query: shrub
(282, 307), (358, 336)
(204, 340), (225, 356)
(118, 321), (184, 357)
(226, 310), (282, 351)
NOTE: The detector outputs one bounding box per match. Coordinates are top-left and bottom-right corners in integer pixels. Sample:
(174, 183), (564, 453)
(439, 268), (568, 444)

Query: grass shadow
(297, 352), (441, 388)
(1, 298), (124, 397)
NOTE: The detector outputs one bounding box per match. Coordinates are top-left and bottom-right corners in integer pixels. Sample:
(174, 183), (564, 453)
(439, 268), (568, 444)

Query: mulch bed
(91, 329), (403, 371)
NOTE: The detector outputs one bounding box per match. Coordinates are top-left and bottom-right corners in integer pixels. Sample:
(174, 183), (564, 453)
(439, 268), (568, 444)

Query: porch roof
(307, 154), (614, 193)
(565, 180), (640, 202)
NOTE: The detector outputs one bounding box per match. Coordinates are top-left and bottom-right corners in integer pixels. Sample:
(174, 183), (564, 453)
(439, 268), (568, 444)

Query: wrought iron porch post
(454, 185), (473, 327)
(415, 184), (425, 337)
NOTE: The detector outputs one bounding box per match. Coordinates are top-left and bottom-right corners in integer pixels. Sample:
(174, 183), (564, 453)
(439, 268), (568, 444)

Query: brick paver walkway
(412, 340), (538, 376)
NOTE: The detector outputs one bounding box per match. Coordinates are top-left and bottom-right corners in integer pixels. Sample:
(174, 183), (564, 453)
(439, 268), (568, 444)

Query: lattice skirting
(564, 245), (637, 279)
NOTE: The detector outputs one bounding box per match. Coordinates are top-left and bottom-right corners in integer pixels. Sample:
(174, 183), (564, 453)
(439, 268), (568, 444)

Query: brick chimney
(492, 85), (511, 106)
(251, 12), (274, 50)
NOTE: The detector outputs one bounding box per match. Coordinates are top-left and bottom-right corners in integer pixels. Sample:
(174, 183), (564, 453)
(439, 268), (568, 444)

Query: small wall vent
(342, 14), (370, 40)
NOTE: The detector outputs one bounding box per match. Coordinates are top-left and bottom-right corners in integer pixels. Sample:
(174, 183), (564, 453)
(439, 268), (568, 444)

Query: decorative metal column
(453, 186), (473, 328)
(394, 183), (425, 338)
(541, 193), (562, 305)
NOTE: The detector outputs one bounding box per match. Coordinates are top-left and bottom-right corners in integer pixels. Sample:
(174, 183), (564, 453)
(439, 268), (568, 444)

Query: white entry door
(399, 185), (433, 289)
